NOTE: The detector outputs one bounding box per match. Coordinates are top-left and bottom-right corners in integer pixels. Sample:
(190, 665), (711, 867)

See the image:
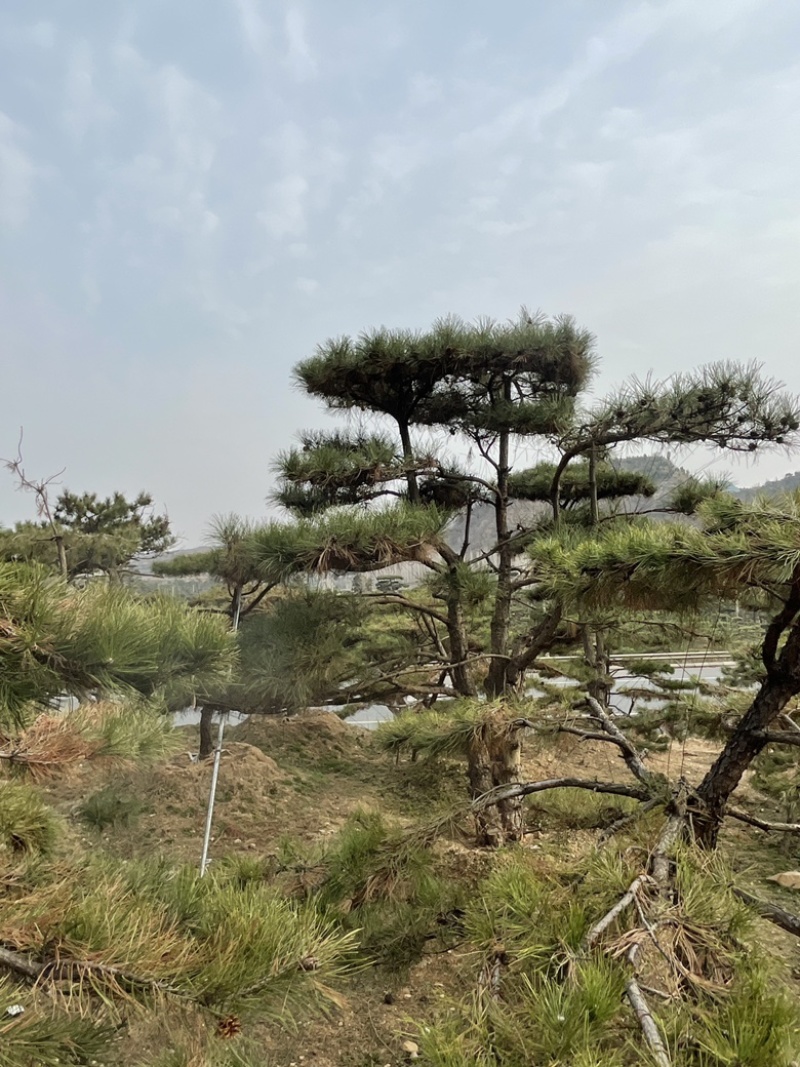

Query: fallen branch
(582, 875), (652, 951)
(472, 777), (651, 813)
(624, 971), (672, 1067)
(725, 808), (800, 834)
(650, 811), (685, 888)
(0, 942), (182, 997)
(731, 887), (800, 937)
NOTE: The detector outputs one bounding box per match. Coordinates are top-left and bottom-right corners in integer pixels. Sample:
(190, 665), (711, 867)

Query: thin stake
(200, 712), (226, 876)
(199, 584), (242, 876)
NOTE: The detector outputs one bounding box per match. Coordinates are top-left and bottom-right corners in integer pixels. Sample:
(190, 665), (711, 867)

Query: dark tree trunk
(397, 419), (419, 504)
(485, 380), (513, 697)
(488, 602), (564, 696)
(693, 674), (798, 846)
(446, 585), (478, 697)
(199, 706), (215, 760)
(693, 602), (800, 847)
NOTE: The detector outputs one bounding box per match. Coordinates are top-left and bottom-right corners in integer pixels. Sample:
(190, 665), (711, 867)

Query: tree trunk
(54, 534), (68, 580)
(199, 706), (215, 760)
(692, 604), (800, 847)
(493, 602), (564, 695)
(467, 718), (524, 846)
(693, 674), (798, 846)
(397, 419), (419, 504)
(582, 626), (612, 707)
(446, 584), (478, 697)
(485, 381), (513, 697)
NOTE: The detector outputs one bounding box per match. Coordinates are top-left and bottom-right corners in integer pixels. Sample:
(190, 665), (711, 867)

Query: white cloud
(0, 112), (35, 227)
(258, 174), (309, 237)
(29, 20), (56, 48)
(256, 119), (348, 239)
(284, 5), (317, 80)
(232, 0), (270, 55)
(295, 276), (319, 294)
(408, 73), (443, 108)
(63, 40), (115, 141)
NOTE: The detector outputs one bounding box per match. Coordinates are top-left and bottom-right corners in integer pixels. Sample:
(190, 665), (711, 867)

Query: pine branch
(725, 808), (800, 834)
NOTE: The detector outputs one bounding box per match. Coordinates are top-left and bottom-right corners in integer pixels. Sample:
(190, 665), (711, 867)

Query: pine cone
(216, 1014), (242, 1039)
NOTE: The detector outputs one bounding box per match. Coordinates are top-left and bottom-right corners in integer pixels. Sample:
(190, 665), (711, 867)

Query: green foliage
(376, 703), (487, 761)
(0, 489), (174, 580)
(532, 493), (800, 615)
(316, 810), (464, 969)
(0, 975), (113, 1067)
(684, 971), (798, 1066)
(74, 699), (180, 762)
(79, 786), (145, 830)
(570, 362), (800, 456)
(667, 475), (728, 515)
(248, 503), (449, 579)
(0, 781), (58, 855)
(273, 431), (415, 515)
(213, 591), (369, 714)
(295, 310), (596, 430)
(0, 562), (236, 725)
(509, 461), (655, 508)
(0, 854), (358, 1018)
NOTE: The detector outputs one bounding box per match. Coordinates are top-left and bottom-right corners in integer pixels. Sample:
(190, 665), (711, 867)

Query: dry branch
(624, 972), (672, 1067)
(581, 695), (661, 788)
(472, 777), (651, 814)
(731, 886), (800, 937)
(582, 875), (652, 951)
(725, 807), (800, 834)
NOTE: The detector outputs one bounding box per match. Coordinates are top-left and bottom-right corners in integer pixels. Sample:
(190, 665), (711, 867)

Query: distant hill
(734, 470), (800, 502)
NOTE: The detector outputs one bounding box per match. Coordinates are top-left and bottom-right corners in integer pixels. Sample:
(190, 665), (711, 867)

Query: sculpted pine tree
(260, 309), (799, 844)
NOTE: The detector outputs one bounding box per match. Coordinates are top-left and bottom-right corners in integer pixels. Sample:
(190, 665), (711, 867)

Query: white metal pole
(199, 712), (226, 876)
(199, 584), (242, 876)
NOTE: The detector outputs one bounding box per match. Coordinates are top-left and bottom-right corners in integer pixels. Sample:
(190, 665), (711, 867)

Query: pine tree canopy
(295, 310), (596, 431)
(272, 431), (436, 515)
(508, 462), (655, 507)
(563, 362), (800, 455)
(248, 504), (449, 578)
(54, 490), (173, 554)
(530, 493), (800, 614)
(0, 562), (236, 723)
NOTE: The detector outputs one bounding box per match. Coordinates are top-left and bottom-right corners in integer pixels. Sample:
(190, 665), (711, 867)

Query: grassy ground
(4, 709), (800, 1066)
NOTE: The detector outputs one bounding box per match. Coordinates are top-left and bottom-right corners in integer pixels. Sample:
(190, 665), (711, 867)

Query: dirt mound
(152, 742), (282, 806)
(230, 710), (367, 764)
(79, 742), (290, 863)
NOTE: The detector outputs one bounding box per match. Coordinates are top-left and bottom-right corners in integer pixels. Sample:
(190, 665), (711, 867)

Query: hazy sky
(2, 1), (800, 543)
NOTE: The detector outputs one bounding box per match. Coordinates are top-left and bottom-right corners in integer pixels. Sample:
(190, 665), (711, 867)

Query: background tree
(1, 487), (174, 581)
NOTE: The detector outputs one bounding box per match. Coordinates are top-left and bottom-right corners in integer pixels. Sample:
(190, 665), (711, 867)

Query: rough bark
(467, 717), (525, 846)
(693, 608), (800, 846)
(199, 705), (215, 760)
(446, 584), (478, 697)
(397, 419), (419, 504)
(491, 602), (564, 695)
(485, 382), (513, 698)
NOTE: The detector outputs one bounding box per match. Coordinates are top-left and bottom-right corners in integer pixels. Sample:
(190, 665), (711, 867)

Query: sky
(2, 0), (800, 544)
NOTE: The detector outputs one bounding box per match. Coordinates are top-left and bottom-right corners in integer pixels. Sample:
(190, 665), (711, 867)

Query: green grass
(0, 781), (58, 855)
